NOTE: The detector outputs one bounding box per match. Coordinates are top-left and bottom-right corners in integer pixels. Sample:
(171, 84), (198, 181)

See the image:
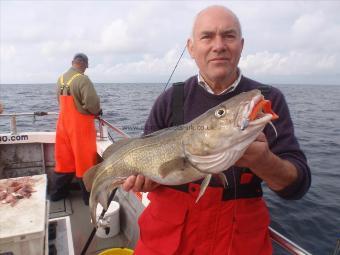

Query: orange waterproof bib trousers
(55, 75), (97, 178)
(134, 184), (272, 255)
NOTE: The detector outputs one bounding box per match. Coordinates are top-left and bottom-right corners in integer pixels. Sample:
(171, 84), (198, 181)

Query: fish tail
(90, 177), (127, 226)
(83, 164), (102, 192)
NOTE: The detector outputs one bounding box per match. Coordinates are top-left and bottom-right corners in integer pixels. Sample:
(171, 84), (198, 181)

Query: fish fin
(159, 157), (187, 178)
(142, 126), (175, 138)
(142, 128), (166, 138)
(91, 201), (99, 227)
(83, 164), (101, 192)
(184, 150), (230, 174)
(184, 148), (240, 175)
(196, 174), (211, 203)
(102, 138), (134, 160)
(217, 173), (228, 188)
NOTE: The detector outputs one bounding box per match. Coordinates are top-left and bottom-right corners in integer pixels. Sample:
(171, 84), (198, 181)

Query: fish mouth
(237, 95), (278, 130)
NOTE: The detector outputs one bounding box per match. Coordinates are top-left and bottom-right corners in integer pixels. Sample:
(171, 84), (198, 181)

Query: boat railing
(0, 112), (59, 134)
(96, 116), (130, 139)
(269, 227), (312, 255)
(332, 237), (340, 255)
(0, 112), (129, 140)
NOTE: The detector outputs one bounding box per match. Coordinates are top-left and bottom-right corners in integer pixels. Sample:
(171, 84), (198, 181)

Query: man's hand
(122, 175), (160, 192)
(97, 109), (103, 117)
(235, 132), (270, 169)
(235, 132), (298, 191)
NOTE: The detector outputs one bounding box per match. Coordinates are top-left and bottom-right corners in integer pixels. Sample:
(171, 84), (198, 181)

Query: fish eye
(215, 108), (226, 118)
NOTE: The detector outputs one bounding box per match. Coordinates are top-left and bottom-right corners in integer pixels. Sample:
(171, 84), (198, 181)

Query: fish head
(183, 89), (277, 172)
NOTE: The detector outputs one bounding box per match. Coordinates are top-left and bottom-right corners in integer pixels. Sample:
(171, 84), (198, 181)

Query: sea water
(0, 82), (339, 254)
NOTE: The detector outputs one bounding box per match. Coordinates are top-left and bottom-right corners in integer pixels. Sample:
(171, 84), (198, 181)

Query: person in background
(50, 53), (101, 205)
(122, 5), (311, 255)
(0, 102), (3, 114)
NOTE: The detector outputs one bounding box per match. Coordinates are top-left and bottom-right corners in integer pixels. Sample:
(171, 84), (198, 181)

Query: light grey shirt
(197, 69), (242, 95)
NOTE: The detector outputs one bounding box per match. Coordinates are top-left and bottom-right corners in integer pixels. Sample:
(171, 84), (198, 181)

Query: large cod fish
(83, 89), (278, 226)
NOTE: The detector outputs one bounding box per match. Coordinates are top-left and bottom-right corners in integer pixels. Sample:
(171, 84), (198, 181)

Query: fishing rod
(80, 189), (117, 255)
(162, 44), (187, 92)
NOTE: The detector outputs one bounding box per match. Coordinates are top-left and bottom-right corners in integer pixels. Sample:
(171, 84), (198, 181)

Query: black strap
(171, 82), (185, 126)
(60, 85), (64, 95)
(167, 183), (262, 201)
(223, 183), (262, 200)
(258, 84), (272, 99)
(60, 85), (71, 96)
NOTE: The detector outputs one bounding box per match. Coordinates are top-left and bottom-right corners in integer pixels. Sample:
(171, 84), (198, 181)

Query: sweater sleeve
(78, 76), (101, 115)
(264, 87), (311, 200)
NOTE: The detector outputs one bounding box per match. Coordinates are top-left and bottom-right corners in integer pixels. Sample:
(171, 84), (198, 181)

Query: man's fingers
(122, 175), (159, 192)
(122, 175), (136, 191)
(255, 132), (267, 142)
(143, 178), (160, 191)
(132, 175), (146, 192)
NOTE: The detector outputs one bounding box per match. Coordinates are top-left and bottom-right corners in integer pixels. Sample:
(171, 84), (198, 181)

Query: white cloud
(88, 46), (196, 83)
(240, 50), (338, 76)
(41, 41), (73, 56)
(98, 18), (149, 54)
(291, 10), (340, 53)
(0, 44), (16, 61)
(1, 1), (340, 84)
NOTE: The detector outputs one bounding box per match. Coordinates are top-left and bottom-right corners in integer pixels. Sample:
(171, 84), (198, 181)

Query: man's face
(188, 8), (244, 85)
(72, 59), (88, 73)
(79, 61), (88, 73)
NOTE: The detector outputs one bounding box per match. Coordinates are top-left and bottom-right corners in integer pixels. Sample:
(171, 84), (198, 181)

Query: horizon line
(1, 82), (340, 86)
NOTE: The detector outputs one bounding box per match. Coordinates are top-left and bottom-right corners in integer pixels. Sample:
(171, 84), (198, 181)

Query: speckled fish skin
(83, 89), (274, 226)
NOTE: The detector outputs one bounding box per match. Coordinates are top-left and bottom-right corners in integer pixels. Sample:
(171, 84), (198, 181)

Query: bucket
(95, 201), (120, 238)
(98, 248), (134, 255)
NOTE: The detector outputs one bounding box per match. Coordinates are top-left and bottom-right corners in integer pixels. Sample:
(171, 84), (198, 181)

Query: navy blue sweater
(144, 75), (311, 200)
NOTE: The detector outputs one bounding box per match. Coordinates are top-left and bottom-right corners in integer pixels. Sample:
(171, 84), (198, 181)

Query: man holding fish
(91, 5), (311, 255)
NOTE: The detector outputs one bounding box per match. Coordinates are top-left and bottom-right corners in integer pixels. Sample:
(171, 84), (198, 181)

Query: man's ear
(187, 38), (195, 59)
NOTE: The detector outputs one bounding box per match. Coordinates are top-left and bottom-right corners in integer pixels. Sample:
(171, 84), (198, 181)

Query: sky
(0, 0), (340, 85)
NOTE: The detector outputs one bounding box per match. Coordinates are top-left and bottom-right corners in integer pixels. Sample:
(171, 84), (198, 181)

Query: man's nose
(212, 36), (226, 52)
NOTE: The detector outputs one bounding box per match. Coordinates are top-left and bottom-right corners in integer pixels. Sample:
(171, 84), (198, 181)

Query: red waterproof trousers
(55, 95), (97, 177)
(134, 184), (272, 255)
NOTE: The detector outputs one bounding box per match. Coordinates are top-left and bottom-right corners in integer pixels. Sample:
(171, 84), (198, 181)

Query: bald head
(187, 5), (244, 92)
(191, 6), (242, 39)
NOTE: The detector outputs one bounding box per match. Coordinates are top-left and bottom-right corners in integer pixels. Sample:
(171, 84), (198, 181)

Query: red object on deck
(55, 95), (97, 177)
